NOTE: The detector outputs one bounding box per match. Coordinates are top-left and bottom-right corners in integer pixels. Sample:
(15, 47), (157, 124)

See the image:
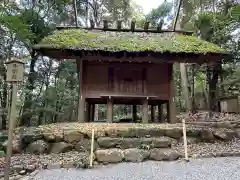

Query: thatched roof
(33, 29), (228, 62)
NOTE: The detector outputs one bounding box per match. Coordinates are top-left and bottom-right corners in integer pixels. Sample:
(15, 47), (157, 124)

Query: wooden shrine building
(33, 21), (227, 124)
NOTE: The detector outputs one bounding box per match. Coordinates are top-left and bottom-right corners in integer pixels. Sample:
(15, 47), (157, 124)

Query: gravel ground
(1, 138), (240, 172)
(0, 152), (89, 172)
(31, 157), (240, 180)
(173, 138), (240, 157)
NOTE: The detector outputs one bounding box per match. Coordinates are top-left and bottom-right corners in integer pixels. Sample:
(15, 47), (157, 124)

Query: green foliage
(34, 29), (225, 54)
(20, 9), (54, 45)
(0, 13), (34, 43)
(0, 151), (5, 157)
(145, 1), (172, 27)
(0, 0), (239, 127)
(106, 0), (132, 22)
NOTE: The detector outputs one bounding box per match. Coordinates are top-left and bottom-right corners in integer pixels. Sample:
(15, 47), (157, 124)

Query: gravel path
(31, 157), (240, 180)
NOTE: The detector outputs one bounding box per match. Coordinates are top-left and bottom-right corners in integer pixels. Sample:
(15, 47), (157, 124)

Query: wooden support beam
(157, 19), (164, 31)
(132, 105), (137, 122)
(90, 104), (95, 122)
(131, 20), (136, 32)
(144, 22), (150, 31)
(107, 97), (113, 123)
(78, 99), (85, 123)
(90, 19), (94, 29)
(86, 102), (90, 122)
(117, 20), (122, 30)
(142, 99), (148, 124)
(158, 104), (164, 123)
(103, 20), (108, 30)
(150, 105), (155, 122)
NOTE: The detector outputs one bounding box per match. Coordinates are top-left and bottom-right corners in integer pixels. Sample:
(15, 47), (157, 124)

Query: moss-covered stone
(34, 29), (225, 54)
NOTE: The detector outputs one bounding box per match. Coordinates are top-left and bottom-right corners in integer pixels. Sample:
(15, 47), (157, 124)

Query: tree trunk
(20, 52), (38, 126)
(180, 63), (191, 112)
(219, 64), (225, 96)
(207, 63), (221, 118)
(191, 64), (197, 113)
(176, 11), (191, 113)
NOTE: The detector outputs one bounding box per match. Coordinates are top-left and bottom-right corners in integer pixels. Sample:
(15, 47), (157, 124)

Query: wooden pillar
(142, 99), (148, 124)
(89, 104), (95, 122)
(77, 59), (85, 123)
(86, 102), (90, 122)
(150, 105), (155, 122)
(132, 105), (137, 122)
(77, 99), (85, 123)
(158, 104), (164, 123)
(168, 64), (177, 123)
(107, 97), (113, 123)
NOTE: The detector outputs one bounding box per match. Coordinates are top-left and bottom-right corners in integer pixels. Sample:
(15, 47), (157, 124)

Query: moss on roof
(33, 29), (225, 54)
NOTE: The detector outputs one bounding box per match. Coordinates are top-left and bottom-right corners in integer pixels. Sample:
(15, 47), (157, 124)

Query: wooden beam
(107, 97), (113, 122)
(36, 47), (223, 63)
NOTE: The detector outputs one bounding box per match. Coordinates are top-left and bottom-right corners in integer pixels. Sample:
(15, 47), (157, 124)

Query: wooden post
(6, 86), (11, 129)
(86, 102), (90, 122)
(77, 59), (85, 123)
(89, 104), (95, 122)
(144, 21), (150, 31)
(132, 105), (137, 122)
(158, 104), (164, 123)
(89, 129), (95, 168)
(103, 20), (108, 30)
(168, 64), (177, 123)
(4, 83), (17, 180)
(117, 20), (122, 30)
(157, 19), (164, 31)
(78, 99), (85, 123)
(150, 105), (155, 122)
(130, 20), (136, 32)
(107, 97), (113, 122)
(90, 19), (95, 29)
(142, 98), (148, 124)
(4, 58), (24, 180)
(182, 118), (189, 162)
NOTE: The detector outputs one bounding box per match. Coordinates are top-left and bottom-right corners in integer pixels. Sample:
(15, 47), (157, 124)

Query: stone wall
(2, 124), (240, 164)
